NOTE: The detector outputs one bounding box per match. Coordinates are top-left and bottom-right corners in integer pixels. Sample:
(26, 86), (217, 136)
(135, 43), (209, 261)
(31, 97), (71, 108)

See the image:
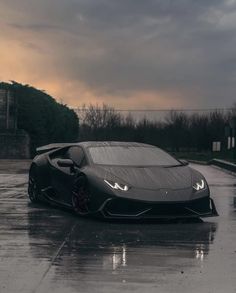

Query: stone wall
(0, 130), (30, 159)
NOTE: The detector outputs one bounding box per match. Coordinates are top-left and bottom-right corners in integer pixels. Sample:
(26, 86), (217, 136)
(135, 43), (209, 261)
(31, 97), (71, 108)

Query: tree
(0, 81), (79, 155)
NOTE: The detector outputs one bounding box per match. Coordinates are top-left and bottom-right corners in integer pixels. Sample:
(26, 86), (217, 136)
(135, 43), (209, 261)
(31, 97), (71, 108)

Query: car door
(49, 146), (85, 205)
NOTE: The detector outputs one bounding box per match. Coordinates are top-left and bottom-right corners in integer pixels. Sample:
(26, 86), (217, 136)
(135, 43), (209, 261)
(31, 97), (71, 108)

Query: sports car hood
(92, 165), (193, 190)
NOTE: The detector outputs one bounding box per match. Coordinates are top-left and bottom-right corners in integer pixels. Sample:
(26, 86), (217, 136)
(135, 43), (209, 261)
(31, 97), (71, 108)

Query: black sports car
(28, 141), (218, 219)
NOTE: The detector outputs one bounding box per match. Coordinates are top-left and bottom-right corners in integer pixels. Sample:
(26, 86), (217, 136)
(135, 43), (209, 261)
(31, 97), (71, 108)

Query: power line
(73, 107), (231, 112)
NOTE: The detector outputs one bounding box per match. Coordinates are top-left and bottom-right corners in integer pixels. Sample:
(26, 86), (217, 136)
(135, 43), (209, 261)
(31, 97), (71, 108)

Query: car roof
(77, 141), (154, 148)
(36, 141), (155, 155)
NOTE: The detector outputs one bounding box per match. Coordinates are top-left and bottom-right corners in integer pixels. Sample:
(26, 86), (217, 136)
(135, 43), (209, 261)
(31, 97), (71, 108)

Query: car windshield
(88, 146), (181, 166)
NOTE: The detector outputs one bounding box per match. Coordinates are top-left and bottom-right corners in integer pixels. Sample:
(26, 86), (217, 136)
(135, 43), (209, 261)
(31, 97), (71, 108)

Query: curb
(188, 158), (236, 174)
(208, 159), (236, 173)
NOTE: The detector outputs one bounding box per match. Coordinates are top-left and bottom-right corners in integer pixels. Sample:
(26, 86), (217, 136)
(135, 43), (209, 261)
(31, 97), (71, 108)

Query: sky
(0, 0), (236, 109)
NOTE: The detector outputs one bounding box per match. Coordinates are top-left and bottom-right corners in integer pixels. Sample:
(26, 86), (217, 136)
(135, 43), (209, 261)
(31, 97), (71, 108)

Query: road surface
(0, 161), (235, 293)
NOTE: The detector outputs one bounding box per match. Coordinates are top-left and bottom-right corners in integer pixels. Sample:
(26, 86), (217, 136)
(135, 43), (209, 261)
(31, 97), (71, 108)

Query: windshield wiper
(163, 164), (182, 168)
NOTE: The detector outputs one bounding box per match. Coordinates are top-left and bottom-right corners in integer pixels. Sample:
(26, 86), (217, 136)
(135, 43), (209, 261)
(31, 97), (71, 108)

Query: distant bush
(79, 103), (234, 152)
(0, 81), (79, 155)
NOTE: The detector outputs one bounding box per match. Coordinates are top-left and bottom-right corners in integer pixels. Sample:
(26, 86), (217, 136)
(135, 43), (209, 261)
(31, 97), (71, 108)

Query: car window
(66, 146), (85, 166)
(88, 146), (181, 166)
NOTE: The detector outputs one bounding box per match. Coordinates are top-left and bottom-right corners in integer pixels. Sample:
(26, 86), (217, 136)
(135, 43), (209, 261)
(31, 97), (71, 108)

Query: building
(0, 89), (30, 159)
(0, 89), (17, 130)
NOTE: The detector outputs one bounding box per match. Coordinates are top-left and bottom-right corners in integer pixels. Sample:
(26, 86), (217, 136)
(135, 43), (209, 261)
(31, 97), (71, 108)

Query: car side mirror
(57, 159), (74, 168)
(179, 159), (189, 166)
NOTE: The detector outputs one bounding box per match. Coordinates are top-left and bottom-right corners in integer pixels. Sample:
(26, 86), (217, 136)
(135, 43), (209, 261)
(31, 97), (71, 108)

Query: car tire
(28, 169), (41, 203)
(71, 175), (90, 216)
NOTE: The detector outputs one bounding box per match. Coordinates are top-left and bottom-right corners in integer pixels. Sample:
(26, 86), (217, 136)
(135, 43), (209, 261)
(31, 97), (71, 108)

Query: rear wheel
(71, 176), (90, 215)
(28, 169), (41, 203)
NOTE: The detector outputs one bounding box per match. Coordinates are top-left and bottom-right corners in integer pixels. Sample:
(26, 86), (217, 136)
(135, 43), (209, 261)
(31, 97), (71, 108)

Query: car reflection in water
(27, 205), (217, 287)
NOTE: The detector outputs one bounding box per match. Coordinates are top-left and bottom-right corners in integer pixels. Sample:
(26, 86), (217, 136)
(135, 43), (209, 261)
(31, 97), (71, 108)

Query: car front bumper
(96, 196), (218, 219)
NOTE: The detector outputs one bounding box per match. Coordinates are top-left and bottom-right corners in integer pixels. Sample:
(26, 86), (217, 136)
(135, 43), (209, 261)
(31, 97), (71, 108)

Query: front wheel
(28, 170), (41, 203)
(71, 176), (90, 216)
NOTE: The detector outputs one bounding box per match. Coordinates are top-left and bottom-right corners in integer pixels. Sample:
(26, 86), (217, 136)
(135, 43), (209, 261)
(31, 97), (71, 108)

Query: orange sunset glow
(1, 0), (236, 109)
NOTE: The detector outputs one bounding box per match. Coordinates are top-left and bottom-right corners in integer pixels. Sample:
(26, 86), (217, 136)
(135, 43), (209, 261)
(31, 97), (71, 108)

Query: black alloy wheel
(28, 171), (41, 203)
(72, 176), (90, 215)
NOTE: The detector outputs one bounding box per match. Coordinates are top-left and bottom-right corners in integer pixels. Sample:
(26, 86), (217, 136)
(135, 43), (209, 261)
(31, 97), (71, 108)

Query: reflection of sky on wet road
(0, 163), (236, 292)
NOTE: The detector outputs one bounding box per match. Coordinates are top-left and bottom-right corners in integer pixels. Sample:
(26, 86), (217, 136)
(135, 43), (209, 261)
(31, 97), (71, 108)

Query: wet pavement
(0, 161), (236, 293)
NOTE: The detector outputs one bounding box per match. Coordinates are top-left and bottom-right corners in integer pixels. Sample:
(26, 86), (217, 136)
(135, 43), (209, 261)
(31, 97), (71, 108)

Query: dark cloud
(1, 0), (236, 107)
(8, 23), (62, 32)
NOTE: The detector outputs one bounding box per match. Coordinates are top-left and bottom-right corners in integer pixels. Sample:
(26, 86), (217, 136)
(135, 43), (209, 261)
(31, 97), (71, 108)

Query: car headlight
(104, 179), (129, 191)
(193, 179), (205, 191)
